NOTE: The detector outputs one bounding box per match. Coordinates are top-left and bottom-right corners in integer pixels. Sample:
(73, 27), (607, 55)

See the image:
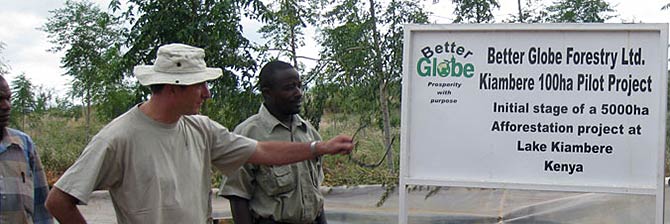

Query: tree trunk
(290, 26), (298, 68)
(368, 0), (393, 173)
(518, 0), (523, 22)
(86, 90), (91, 142)
(379, 80), (393, 172)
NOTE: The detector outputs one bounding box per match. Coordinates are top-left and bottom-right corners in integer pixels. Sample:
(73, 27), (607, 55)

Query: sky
(0, 0), (669, 97)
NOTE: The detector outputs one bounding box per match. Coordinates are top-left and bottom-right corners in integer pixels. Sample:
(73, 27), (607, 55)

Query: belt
(254, 215), (325, 224)
(255, 217), (308, 224)
(254, 211), (326, 224)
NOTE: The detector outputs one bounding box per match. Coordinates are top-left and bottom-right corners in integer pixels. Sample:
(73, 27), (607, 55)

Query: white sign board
(399, 24), (667, 223)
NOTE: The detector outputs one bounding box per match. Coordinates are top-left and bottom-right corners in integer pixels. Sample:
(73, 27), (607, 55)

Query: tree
(254, 0), (334, 129)
(0, 42), (9, 75)
(518, 0), (522, 20)
(41, 0), (126, 139)
(88, 45), (138, 120)
(258, 0), (317, 68)
(10, 73), (35, 130)
(110, 0), (265, 128)
(544, 0), (615, 23)
(32, 85), (55, 115)
(505, 0), (547, 23)
(451, 0), (500, 23)
(318, 0), (429, 172)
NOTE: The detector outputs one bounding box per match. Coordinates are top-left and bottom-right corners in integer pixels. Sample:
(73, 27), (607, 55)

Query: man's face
(264, 68), (302, 116)
(173, 82), (211, 115)
(0, 79), (10, 128)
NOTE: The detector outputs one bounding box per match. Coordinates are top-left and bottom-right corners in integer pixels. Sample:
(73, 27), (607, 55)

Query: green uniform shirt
(220, 105), (323, 223)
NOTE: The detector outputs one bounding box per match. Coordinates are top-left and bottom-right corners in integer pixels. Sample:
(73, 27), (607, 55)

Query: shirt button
(2, 196), (6, 199)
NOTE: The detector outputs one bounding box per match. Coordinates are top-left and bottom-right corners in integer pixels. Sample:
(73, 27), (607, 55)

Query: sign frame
(400, 23), (668, 224)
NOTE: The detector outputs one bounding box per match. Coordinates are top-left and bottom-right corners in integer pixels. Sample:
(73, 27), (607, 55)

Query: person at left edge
(0, 75), (53, 224)
(44, 43), (354, 224)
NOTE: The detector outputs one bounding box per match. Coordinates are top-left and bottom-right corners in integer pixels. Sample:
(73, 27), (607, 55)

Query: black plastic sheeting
(324, 185), (660, 224)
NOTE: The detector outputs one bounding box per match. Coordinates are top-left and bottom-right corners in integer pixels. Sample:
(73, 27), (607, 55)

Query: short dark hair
(149, 84), (165, 93)
(258, 61), (294, 89)
(149, 84), (188, 94)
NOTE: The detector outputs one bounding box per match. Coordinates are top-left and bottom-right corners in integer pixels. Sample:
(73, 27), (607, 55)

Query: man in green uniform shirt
(220, 61), (327, 223)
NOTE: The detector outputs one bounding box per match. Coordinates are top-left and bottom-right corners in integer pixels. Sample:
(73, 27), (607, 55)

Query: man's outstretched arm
(247, 134), (353, 166)
(45, 187), (86, 224)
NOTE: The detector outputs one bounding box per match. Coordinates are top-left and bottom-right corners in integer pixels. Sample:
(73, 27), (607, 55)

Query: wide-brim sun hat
(134, 43), (222, 86)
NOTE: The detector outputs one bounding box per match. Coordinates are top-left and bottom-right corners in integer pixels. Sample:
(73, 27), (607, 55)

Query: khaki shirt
(55, 105), (257, 224)
(220, 105), (323, 223)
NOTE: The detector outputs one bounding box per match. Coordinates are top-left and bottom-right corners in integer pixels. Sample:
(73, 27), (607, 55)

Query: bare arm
(45, 187), (86, 224)
(226, 196), (254, 224)
(247, 134), (353, 165)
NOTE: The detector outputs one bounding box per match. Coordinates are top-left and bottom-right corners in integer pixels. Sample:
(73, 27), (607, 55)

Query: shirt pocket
(256, 165), (295, 196)
(309, 159), (323, 189)
(20, 173), (34, 217)
(4, 145), (35, 217)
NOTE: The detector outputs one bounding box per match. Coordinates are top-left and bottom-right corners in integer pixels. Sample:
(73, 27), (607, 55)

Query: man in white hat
(44, 43), (354, 224)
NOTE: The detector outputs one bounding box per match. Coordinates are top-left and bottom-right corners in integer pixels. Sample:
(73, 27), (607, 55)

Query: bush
(20, 112), (104, 186)
(318, 112), (400, 187)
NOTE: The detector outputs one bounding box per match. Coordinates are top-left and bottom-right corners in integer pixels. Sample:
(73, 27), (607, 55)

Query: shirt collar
(0, 128), (25, 153)
(258, 104), (307, 133)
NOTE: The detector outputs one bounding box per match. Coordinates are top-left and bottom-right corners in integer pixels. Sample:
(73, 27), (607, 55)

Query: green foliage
(110, 0), (262, 127)
(89, 46), (139, 121)
(316, 0), (428, 172)
(504, 0), (548, 23)
(30, 112), (105, 184)
(41, 0), (129, 127)
(33, 85), (55, 115)
(51, 97), (82, 119)
(544, 0), (615, 23)
(42, 0), (124, 99)
(318, 0), (424, 117)
(303, 82), (339, 130)
(10, 74), (35, 131)
(3, 89), (100, 185)
(258, 0), (315, 67)
(319, 112), (399, 184)
(37, 118), (101, 174)
(202, 86), (262, 129)
(451, 0), (500, 23)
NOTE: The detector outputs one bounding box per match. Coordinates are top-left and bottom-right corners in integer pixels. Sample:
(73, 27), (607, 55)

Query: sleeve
(309, 126), (325, 184)
(219, 164), (257, 199)
(26, 137), (54, 224)
(311, 127), (323, 141)
(53, 137), (122, 205)
(209, 120), (257, 176)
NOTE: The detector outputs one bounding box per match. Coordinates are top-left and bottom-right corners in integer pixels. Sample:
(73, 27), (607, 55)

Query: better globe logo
(416, 41), (475, 78)
(417, 56), (475, 78)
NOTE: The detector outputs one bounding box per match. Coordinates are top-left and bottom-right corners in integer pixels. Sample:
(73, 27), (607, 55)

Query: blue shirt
(0, 128), (53, 224)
